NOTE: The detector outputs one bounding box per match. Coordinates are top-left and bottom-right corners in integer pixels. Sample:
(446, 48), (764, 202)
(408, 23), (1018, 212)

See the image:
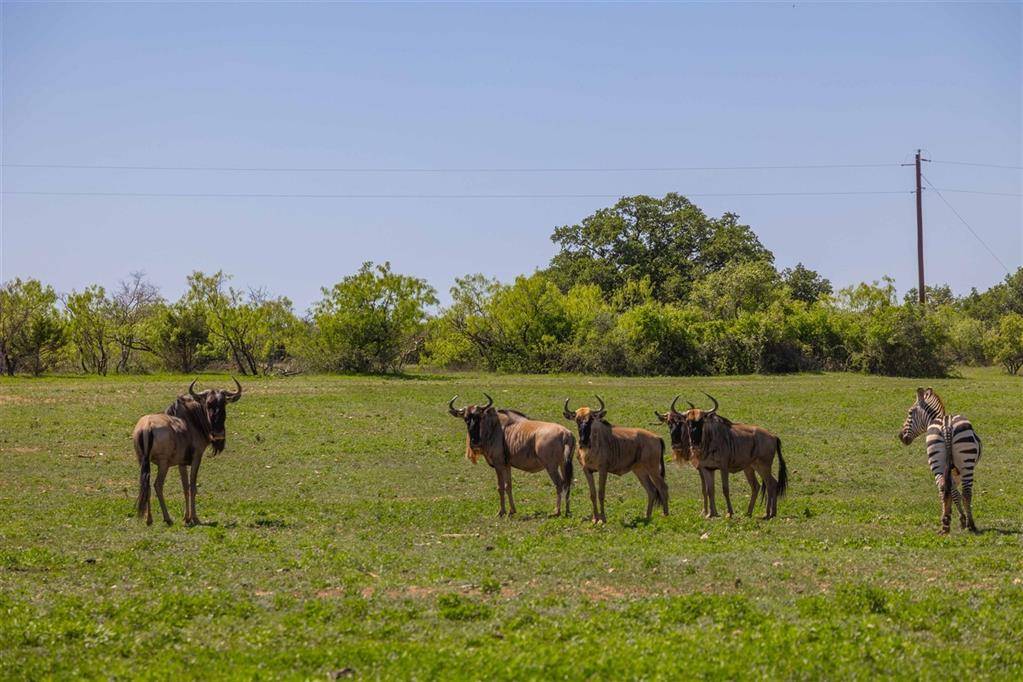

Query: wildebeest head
(654, 394), (696, 460)
(189, 377), (242, 453)
(684, 393), (719, 447)
(563, 395), (607, 448)
(899, 387), (944, 446)
(448, 393), (495, 455)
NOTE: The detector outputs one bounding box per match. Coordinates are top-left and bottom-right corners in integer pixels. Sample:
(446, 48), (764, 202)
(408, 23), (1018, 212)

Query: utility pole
(915, 149), (925, 304)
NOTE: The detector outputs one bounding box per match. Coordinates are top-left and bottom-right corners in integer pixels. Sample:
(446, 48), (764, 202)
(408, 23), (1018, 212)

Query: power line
(930, 160), (1023, 171)
(933, 188), (1023, 197)
(0, 161), (903, 173)
(921, 173), (1013, 275)
(1, 189), (912, 199)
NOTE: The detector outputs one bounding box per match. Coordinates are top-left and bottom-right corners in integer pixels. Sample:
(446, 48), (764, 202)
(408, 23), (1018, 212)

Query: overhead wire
(921, 173), (1013, 275)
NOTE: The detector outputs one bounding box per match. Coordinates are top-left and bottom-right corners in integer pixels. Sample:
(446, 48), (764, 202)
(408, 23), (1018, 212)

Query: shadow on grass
(621, 516), (652, 529)
(978, 526), (1023, 536)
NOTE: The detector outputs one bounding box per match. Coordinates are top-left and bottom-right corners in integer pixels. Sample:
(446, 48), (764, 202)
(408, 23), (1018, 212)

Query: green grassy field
(1, 369), (1021, 680)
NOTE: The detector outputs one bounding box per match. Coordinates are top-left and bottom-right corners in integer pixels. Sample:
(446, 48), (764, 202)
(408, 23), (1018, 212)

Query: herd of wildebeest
(132, 379), (982, 535)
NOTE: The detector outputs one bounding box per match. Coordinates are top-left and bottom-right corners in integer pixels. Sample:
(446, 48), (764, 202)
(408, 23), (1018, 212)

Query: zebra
(899, 387), (981, 534)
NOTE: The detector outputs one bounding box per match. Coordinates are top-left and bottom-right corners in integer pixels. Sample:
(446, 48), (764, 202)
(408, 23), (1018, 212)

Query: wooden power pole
(914, 149), (926, 304)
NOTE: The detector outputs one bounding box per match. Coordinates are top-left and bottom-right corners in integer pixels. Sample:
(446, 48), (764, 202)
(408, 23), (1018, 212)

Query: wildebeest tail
(776, 438), (788, 498)
(135, 429), (153, 518)
(659, 438), (666, 479)
(563, 432), (575, 487)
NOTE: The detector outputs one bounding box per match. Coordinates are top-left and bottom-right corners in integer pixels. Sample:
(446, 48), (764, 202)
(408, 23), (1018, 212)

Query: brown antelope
(448, 394), (575, 517)
(655, 395), (762, 518)
(563, 395), (667, 524)
(133, 378), (241, 526)
(681, 393), (787, 519)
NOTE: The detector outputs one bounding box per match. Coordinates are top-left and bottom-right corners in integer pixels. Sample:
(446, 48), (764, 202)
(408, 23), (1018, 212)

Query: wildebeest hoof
(498, 511), (506, 518)
(938, 526), (950, 535)
(164, 518), (173, 526)
(967, 521), (978, 533)
(725, 512), (733, 519)
(146, 517), (153, 526)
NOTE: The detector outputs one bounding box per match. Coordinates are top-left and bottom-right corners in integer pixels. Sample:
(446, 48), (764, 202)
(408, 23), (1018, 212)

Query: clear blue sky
(2, 2), (1020, 311)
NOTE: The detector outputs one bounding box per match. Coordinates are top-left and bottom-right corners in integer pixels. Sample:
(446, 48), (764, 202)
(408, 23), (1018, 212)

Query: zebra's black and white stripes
(899, 387), (982, 534)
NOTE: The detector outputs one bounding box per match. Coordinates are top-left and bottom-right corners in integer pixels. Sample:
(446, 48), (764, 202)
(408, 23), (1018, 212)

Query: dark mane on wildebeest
(497, 408), (530, 420)
(165, 396), (218, 454)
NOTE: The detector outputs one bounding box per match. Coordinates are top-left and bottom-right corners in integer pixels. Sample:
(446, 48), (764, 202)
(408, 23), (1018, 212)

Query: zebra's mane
(920, 388), (946, 419)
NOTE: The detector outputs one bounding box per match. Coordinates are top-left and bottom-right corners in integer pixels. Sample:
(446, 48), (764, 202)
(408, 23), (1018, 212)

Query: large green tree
(546, 193), (772, 302)
(0, 278), (66, 376)
(186, 271), (299, 375)
(310, 262), (437, 373)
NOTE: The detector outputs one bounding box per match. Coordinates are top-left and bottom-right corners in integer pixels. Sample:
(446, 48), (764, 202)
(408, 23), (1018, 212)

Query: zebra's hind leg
(961, 480), (978, 533)
(950, 477), (967, 529)
(936, 474), (952, 535)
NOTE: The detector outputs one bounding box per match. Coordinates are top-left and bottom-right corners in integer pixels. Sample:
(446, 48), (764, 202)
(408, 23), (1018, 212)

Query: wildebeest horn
(448, 395), (466, 417)
(688, 401), (697, 410)
(563, 398), (575, 420)
(595, 395), (605, 412)
(670, 395), (680, 414)
(481, 393), (493, 410)
(703, 392), (719, 416)
(226, 376), (242, 402)
(189, 378), (201, 400)
(654, 410), (666, 422)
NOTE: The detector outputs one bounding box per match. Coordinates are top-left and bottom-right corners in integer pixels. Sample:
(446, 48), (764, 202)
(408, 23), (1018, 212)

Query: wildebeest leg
(763, 474), (778, 519)
(583, 468), (599, 523)
(743, 469), (760, 517)
(705, 469), (719, 518)
(721, 470), (734, 518)
(696, 468), (709, 517)
(495, 467), (507, 517)
(545, 465), (564, 516)
(154, 463), (172, 525)
(637, 473), (656, 520)
(189, 455), (203, 525)
(504, 466), (517, 516)
(178, 465), (190, 524)
(597, 468), (608, 524)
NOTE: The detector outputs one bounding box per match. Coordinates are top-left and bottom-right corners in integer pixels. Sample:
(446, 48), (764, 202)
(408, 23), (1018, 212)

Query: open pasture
(1, 369), (1021, 679)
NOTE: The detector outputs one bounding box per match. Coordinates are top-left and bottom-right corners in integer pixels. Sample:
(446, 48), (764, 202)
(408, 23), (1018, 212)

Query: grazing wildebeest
(899, 387), (981, 534)
(133, 378), (241, 526)
(563, 395), (667, 524)
(681, 394), (787, 519)
(655, 395), (761, 518)
(448, 394), (575, 517)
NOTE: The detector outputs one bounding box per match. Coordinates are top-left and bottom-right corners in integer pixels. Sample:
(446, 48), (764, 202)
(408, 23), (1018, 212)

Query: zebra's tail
(775, 438), (788, 498)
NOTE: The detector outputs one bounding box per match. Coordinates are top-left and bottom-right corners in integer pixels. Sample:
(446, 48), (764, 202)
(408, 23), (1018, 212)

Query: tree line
(2, 193), (1021, 378)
